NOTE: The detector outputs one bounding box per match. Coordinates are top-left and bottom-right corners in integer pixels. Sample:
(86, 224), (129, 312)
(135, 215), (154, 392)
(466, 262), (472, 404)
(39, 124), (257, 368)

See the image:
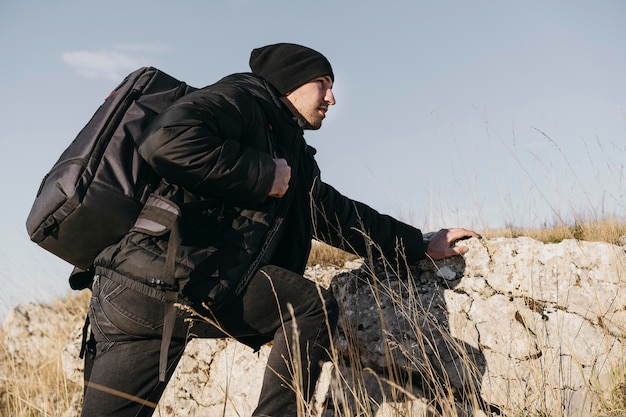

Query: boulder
(5, 236), (625, 416)
(330, 237), (626, 416)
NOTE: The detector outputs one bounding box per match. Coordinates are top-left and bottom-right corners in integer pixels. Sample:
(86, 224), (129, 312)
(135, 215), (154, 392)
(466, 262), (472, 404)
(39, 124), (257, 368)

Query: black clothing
(84, 71), (427, 417)
(94, 72), (426, 313)
(83, 266), (338, 417)
(249, 43), (334, 94)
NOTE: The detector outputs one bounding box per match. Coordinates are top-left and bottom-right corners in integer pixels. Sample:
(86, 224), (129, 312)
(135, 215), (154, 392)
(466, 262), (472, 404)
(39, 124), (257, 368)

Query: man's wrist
(422, 234), (431, 257)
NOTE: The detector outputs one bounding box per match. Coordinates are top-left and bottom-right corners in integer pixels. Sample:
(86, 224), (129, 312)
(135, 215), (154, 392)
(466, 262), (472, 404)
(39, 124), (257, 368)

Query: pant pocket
(90, 275), (165, 342)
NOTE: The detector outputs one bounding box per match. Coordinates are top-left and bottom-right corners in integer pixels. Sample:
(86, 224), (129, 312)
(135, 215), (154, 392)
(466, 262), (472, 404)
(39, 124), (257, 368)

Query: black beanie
(249, 43), (334, 95)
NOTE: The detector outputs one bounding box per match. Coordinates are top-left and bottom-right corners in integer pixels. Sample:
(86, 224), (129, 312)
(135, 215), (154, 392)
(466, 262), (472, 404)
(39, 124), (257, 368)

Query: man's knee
(257, 264), (339, 328)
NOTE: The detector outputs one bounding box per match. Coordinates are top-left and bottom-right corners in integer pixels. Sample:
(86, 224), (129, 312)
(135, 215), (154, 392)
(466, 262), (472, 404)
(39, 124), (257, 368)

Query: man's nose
(325, 89), (336, 105)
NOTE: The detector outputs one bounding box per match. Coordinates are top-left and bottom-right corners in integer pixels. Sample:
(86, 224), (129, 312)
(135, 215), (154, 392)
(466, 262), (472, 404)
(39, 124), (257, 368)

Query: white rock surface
(4, 237), (626, 416)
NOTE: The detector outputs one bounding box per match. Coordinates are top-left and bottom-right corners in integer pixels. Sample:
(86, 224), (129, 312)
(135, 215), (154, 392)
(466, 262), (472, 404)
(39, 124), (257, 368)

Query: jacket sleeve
(313, 182), (427, 265)
(138, 90), (276, 204)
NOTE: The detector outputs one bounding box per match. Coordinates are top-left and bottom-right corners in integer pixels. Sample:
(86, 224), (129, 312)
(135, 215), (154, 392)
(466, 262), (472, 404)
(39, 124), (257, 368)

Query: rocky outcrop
(329, 237), (626, 416)
(4, 237), (626, 416)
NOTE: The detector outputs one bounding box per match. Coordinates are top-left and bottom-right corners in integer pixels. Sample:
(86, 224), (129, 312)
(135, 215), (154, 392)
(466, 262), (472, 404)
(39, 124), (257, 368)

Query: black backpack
(25, 67), (197, 270)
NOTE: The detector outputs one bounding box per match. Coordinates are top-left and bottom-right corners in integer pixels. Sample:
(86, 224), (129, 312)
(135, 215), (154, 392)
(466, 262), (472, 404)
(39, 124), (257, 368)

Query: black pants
(81, 265), (339, 417)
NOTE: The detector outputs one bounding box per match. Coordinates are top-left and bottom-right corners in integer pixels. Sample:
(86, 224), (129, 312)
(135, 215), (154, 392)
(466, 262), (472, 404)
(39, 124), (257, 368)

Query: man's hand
(426, 228), (481, 260)
(269, 158), (291, 198)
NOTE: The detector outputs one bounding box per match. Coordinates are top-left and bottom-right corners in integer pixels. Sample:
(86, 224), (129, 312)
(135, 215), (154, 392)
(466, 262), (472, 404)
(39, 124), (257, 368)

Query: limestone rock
(5, 237), (626, 416)
(330, 237), (626, 416)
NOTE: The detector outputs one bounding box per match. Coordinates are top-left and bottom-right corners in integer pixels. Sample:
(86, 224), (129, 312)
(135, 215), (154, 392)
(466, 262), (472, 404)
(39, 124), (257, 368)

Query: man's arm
(138, 93), (276, 203)
(313, 182), (425, 263)
(314, 182), (480, 263)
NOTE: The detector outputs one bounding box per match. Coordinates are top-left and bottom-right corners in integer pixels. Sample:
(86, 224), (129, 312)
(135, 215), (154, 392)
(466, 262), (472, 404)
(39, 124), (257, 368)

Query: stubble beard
(301, 106), (326, 130)
(294, 110), (322, 130)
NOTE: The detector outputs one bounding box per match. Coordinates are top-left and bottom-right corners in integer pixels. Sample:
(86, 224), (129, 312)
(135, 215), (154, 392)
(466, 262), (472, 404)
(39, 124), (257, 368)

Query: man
(81, 43), (480, 417)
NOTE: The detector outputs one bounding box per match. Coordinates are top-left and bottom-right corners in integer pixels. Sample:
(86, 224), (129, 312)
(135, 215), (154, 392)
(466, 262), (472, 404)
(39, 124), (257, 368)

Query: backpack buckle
(149, 278), (178, 291)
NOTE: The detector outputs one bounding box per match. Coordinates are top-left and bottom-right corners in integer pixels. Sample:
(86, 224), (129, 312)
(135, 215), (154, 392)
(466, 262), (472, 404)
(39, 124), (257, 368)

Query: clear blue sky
(1, 1), (624, 316)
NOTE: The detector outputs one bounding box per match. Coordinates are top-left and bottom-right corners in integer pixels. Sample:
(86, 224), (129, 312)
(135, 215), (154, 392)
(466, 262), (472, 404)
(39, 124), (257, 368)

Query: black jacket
(94, 73), (426, 310)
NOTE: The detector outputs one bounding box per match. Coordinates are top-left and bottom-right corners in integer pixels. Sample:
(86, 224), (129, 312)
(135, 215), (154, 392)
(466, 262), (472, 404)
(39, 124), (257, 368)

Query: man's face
(283, 76), (335, 130)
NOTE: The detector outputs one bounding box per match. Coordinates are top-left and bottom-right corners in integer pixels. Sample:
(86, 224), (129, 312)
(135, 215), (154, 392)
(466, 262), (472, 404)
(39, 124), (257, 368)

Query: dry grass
(0, 291), (90, 417)
(305, 218), (626, 416)
(482, 216), (626, 246)
(1, 218), (624, 417)
(308, 240), (361, 267)
(309, 217), (626, 267)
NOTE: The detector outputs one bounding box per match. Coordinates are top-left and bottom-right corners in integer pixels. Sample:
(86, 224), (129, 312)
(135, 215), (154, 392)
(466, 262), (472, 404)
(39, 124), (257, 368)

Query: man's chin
(300, 117), (322, 130)
(303, 123), (322, 131)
